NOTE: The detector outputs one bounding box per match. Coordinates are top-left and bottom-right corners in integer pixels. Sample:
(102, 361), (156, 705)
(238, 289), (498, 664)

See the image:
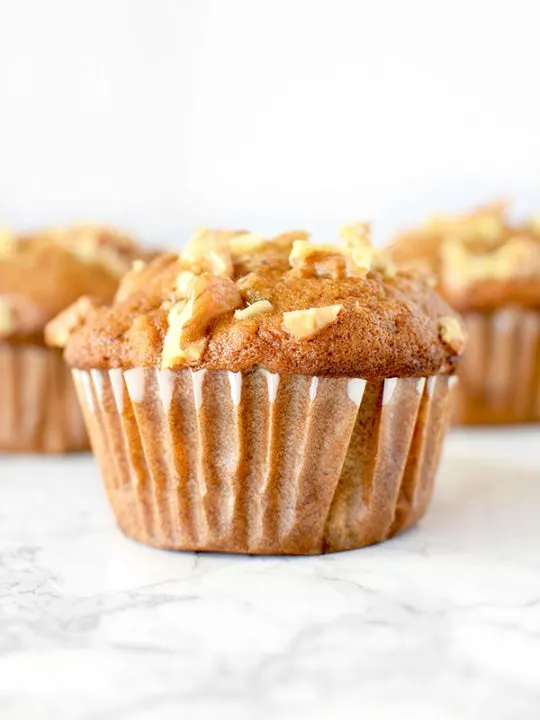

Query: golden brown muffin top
(0, 224), (147, 342)
(388, 202), (540, 312)
(50, 225), (465, 379)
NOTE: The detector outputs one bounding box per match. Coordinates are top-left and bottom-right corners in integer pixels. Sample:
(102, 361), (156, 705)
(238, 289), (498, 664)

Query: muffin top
(0, 224), (146, 342)
(51, 225), (465, 379)
(388, 202), (540, 312)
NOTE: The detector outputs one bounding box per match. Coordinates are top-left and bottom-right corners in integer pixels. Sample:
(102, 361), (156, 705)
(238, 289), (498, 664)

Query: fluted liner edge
(0, 343), (88, 453)
(454, 309), (540, 425)
(73, 367), (454, 554)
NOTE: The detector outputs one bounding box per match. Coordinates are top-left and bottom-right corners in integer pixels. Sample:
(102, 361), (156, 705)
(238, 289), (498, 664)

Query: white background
(1, 0), (539, 246)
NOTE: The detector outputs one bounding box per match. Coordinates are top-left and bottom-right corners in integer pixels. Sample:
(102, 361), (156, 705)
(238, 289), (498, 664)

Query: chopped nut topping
(288, 225), (396, 279)
(283, 304), (343, 340)
(114, 259), (148, 302)
(45, 296), (99, 348)
(438, 316), (466, 354)
(49, 225), (137, 277)
(0, 228), (15, 257)
(162, 300), (209, 367)
(181, 228), (240, 278)
(441, 236), (540, 292)
(234, 299), (273, 320)
(289, 241), (349, 278)
(161, 273), (242, 368)
(176, 270), (197, 298)
(339, 222), (371, 251)
(371, 249), (397, 277)
(131, 259), (146, 273)
(427, 202), (507, 242)
(266, 230), (311, 252)
(528, 216), (540, 233)
(228, 233), (266, 256)
(0, 298), (13, 337)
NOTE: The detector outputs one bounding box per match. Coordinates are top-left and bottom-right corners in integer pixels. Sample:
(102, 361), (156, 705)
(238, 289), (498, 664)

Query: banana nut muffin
(49, 225), (465, 554)
(389, 202), (540, 424)
(0, 224), (146, 452)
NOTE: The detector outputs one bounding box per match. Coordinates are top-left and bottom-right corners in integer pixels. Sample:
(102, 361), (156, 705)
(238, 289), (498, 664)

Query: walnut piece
(426, 202), (507, 242)
(438, 316), (466, 354)
(114, 259), (147, 302)
(228, 233), (266, 256)
(161, 273), (242, 368)
(181, 228), (241, 278)
(234, 299), (273, 320)
(339, 222), (371, 251)
(288, 225), (395, 279)
(441, 236), (540, 293)
(0, 298), (13, 337)
(0, 228), (15, 257)
(45, 296), (99, 348)
(289, 241), (349, 278)
(176, 270), (197, 298)
(282, 304), (343, 340)
(50, 225), (136, 277)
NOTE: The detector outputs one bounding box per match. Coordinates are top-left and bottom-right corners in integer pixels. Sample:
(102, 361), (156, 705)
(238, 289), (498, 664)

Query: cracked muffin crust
(55, 225), (464, 379)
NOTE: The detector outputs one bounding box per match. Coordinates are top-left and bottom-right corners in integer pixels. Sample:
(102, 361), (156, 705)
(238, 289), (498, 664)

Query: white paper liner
(73, 367), (454, 554)
(454, 309), (540, 424)
(0, 343), (88, 452)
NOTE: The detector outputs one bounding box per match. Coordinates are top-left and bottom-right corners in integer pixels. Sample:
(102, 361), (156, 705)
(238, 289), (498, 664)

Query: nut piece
(288, 228), (396, 279)
(0, 228), (15, 257)
(427, 202), (507, 242)
(438, 316), (466, 354)
(162, 300), (209, 368)
(339, 223), (379, 272)
(282, 304), (343, 340)
(229, 233), (266, 256)
(161, 273), (242, 368)
(181, 228), (241, 278)
(234, 299), (273, 320)
(114, 259), (147, 302)
(289, 240), (349, 278)
(441, 236), (540, 293)
(339, 222), (371, 250)
(50, 225), (136, 277)
(176, 270), (197, 298)
(0, 298), (13, 337)
(371, 249), (397, 277)
(45, 296), (99, 348)
(529, 216), (540, 233)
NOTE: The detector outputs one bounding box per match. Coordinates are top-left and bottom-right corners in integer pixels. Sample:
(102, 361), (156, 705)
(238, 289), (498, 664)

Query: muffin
(49, 225), (464, 554)
(389, 202), (540, 424)
(0, 224), (146, 452)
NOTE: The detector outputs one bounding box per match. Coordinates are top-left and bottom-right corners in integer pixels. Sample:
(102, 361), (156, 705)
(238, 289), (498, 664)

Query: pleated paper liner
(453, 309), (540, 425)
(0, 343), (88, 453)
(74, 366), (455, 555)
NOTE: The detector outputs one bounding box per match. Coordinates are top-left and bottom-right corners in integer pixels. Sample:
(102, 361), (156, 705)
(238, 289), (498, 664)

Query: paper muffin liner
(0, 343), (88, 453)
(73, 367), (455, 554)
(453, 309), (540, 425)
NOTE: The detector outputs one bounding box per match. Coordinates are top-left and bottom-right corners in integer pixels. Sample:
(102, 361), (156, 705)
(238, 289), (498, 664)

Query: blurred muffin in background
(0, 224), (148, 452)
(388, 202), (540, 425)
(50, 225), (463, 554)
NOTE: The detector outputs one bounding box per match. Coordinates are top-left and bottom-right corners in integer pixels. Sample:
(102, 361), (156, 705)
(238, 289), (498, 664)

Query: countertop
(0, 428), (539, 720)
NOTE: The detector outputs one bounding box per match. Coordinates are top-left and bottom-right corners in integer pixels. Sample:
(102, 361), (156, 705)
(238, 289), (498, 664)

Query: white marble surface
(0, 429), (539, 720)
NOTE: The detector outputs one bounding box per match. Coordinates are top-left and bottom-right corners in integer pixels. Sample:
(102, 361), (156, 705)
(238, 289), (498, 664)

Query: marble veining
(0, 429), (539, 720)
